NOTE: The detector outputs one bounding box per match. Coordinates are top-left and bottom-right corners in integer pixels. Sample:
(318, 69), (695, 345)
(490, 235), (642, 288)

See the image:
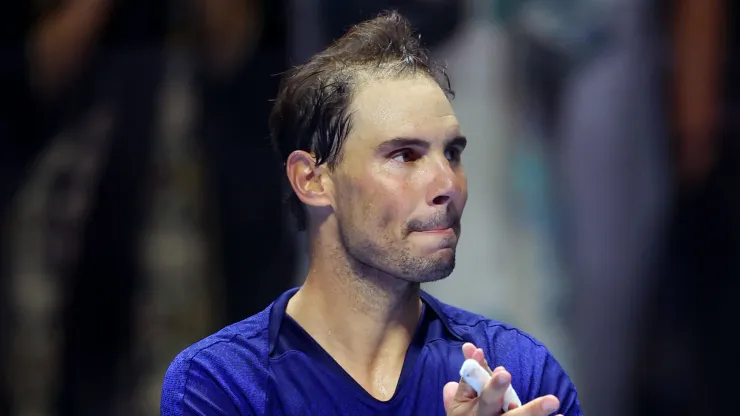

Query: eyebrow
(376, 136), (467, 152)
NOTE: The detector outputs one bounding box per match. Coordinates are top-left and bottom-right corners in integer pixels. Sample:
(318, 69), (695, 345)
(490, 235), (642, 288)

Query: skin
(444, 343), (562, 416)
(326, 74), (467, 284)
(285, 75), (561, 415)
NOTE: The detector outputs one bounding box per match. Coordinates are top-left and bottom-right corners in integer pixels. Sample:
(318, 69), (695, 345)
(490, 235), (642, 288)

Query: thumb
(442, 381), (458, 411)
(443, 381), (458, 410)
(443, 380), (479, 412)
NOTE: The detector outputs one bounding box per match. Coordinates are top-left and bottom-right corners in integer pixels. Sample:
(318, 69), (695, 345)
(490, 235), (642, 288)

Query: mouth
(415, 220), (460, 234)
(420, 227), (454, 234)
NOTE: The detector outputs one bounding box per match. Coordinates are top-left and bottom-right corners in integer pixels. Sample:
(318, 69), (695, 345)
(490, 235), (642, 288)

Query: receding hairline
(328, 68), (452, 165)
(340, 64), (446, 100)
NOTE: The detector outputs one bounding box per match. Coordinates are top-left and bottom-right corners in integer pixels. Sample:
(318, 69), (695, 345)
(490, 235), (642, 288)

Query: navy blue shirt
(162, 288), (582, 415)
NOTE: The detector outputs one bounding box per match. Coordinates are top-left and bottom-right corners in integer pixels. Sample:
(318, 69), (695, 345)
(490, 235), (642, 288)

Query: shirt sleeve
(533, 346), (583, 416)
(161, 349), (250, 416)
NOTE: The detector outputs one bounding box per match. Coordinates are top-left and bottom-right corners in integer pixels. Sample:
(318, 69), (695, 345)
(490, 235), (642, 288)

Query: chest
(265, 349), (465, 416)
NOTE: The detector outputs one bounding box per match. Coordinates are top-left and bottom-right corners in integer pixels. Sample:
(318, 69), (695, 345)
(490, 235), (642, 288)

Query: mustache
(406, 211), (460, 232)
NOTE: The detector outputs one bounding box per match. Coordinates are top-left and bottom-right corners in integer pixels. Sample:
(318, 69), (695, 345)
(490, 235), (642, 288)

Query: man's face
(330, 75), (468, 283)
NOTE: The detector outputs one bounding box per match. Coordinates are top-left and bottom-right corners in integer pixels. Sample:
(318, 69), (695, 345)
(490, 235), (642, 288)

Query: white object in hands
(459, 358), (522, 413)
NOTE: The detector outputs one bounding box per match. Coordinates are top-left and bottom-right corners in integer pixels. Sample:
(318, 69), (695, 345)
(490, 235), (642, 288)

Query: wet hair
(269, 10), (454, 230)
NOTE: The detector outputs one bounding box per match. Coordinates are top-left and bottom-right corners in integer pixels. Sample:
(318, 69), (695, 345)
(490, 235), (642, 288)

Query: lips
(416, 220), (459, 233)
(421, 227), (453, 233)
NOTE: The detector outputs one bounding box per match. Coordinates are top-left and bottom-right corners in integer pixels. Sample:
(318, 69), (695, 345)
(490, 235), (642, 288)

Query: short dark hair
(269, 10), (454, 231)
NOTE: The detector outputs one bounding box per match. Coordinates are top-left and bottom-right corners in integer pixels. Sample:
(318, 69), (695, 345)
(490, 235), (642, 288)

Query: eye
(445, 146), (463, 162)
(390, 148), (421, 163)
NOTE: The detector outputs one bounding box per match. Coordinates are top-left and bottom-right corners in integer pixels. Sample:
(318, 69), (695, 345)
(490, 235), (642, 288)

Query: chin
(406, 268), (454, 284)
(399, 253), (456, 283)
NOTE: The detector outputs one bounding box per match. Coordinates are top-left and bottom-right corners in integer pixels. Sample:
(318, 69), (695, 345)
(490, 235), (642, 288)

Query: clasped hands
(443, 343), (562, 416)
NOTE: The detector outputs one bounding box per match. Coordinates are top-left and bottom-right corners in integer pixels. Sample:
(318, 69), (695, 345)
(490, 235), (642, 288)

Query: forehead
(347, 76), (460, 148)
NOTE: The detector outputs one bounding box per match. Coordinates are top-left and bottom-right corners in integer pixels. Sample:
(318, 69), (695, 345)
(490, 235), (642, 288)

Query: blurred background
(0, 0), (737, 415)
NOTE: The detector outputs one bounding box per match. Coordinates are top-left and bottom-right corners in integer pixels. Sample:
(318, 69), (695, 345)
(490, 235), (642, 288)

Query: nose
(426, 157), (465, 207)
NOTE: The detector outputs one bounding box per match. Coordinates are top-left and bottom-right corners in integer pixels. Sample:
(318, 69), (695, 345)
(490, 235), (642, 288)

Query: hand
(443, 343), (562, 416)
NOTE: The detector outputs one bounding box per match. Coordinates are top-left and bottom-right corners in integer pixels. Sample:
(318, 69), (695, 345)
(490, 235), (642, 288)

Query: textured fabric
(161, 287), (582, 415)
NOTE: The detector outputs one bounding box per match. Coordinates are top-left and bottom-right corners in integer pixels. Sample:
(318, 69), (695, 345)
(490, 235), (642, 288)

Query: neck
(286, 226), (423, 393)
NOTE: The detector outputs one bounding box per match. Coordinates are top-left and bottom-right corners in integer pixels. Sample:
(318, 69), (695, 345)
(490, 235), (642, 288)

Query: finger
(464, 343), (494, 376)
(475, 367), (512, 415)
(462, 342), (477, 359)
(443, 381), (458, 410)
(452, 376), (478, 402)
(458, 343), (495, 397)
(460, 343), (487, 386)
(471, 348), (495, 376)
(507, 395), (560, 416)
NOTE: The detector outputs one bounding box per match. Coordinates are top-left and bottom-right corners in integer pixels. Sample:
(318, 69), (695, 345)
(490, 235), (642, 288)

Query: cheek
(364, 187), (396, 228)
(398, 180), (410, 195)
(456, 171), (469, 206)
(341, 165), (412, 231)
(356, 182), (403, 230)
(341, 180), (383, 222)
(377, 181), (412, 231)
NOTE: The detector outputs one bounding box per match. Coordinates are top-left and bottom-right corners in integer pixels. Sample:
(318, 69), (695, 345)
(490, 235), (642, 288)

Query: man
(161, 11), (581, 416)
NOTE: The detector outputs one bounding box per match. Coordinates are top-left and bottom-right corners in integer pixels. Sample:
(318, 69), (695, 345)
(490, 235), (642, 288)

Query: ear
(285, 150), (334, 209)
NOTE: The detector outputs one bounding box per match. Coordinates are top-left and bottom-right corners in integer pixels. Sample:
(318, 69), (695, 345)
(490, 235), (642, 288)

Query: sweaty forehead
(347, 76), (460, 147)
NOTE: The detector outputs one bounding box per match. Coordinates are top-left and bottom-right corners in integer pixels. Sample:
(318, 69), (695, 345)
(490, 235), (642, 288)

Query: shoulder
(161, 309), (271, 416)
(430, 295), (584, 415)
(430, 293), (548, 355)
